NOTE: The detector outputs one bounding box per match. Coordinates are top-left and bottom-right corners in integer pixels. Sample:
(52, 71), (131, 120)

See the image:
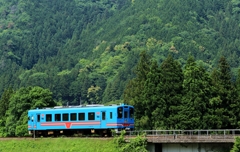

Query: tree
(0, 88), (14, 137)
(179, 56), (213, 129)
(234, 69), (240, 128)
(0, 88), (14, 119)
(158, 54), (183, 129)
(210, 57), (237, 129)
(87, 85), (102, 104)
(124, 51), (152, 129)
(5, 86), (56, 136)
(142, 60), (162, 129)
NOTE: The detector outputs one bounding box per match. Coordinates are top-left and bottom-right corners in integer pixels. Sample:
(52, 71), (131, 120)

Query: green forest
(1, 0), (240, 136)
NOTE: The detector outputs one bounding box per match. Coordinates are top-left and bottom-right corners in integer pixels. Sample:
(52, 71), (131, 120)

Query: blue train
(28, 104), (134, 137)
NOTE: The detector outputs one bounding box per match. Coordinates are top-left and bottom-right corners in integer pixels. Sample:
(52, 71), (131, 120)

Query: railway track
(0, 137), (32, 140)
(0, 136), (115, 140)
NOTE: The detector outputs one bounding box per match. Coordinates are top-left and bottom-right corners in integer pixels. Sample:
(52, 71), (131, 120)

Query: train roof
(28, 104), (133, 112)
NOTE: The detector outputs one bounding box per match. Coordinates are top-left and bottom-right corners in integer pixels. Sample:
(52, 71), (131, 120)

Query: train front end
(114, 104), (134, 132)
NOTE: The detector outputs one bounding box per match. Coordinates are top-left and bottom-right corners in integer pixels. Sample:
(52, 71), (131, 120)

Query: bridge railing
(125, 129), (240, 140)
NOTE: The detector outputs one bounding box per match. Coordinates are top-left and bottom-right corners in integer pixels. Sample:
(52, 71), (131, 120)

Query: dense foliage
(124, 52), (240, 130)
(0, 87), (56, 136)
(231, 137), (240, 152)
(1, 0), (240, 136)
(114, 131), (148, 152)
(1, 0), (240, 104)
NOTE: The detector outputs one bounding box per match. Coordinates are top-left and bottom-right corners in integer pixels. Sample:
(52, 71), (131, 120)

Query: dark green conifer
(179, 55), (213, 129)
(157, 54), (183, 129)
(210, 57), (237, 129)
(124, 51), (152, 129)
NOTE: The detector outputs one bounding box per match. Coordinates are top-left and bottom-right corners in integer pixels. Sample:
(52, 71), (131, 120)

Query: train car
(28, 104), (134, 137)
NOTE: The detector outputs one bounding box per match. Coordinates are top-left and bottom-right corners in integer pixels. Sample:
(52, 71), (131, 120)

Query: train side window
(46, 114), (52, 122)
(78, 113), (85, 121)
(124, 111), (128, 118)
(37, 114), (40, 122)
(88, 112), (95, 120)
(117, 107), (123, 118)
(55, 114), (61, 121)
(102, 112), (106, 120)
(110, 112), (112, 119)
(71, 113), (77, 121)
(28, 116), (30, 121)
(130, 107), (134, 118)
(63, 113), (69, 121)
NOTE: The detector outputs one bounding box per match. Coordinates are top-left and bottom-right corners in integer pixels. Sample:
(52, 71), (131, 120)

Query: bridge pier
(147, 143), (233, 152)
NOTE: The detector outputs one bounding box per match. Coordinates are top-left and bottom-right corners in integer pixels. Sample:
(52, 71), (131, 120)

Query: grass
(0, 138), (117, 152)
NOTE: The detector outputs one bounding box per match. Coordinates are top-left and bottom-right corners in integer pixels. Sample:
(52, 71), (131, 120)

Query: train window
(130, 107), (134, 118)
(63, 113), (69, 121)
(46, 114), (52, 122)
(117, 107), (123, 118)
(124, 111), (128, 118)
(55, 114), (61, 121)
(28, 116), (30, 121)
(78, 113), (85, 121)
(71, 113), (77, 121)
(102, 112), (106, 120)
(110, 112), (112, 119)
(88, 112), (95, 120)
(37, 114), (40, 122)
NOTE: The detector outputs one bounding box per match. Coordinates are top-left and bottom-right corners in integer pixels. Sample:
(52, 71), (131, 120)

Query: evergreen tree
(232, 69), (240, 128)
(158, 54), (183, 129)
(179, 55), (213, 129)
(0, 88), (14, 119)
(0, 88), (14, 137)
(210, 57), (237, 129)
(124, 51), (152, 129)
(142, 60), (163, 129)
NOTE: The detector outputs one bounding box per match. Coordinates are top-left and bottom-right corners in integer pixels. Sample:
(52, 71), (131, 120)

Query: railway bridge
(126, 129), (240, 152)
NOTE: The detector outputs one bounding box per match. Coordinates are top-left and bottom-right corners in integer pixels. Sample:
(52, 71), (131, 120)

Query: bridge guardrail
(125, 129), (240, 143)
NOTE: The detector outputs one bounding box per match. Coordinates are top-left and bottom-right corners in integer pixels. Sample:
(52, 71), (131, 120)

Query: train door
(30, 114), (35, 129)
(124, 109), (128, 124)
(117, 107), (123, 122)
(29, 114), (37, 137)
(101, 111), (106, 128)
(33, 114), (40, 136)
(36, 113), (40, 127)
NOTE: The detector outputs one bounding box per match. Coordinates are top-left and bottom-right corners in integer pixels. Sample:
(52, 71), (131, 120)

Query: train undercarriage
(29, 128), (128, 138)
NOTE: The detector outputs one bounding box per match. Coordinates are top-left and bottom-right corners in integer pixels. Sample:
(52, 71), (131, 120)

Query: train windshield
(117, 107), (123, 118)
(130, 107), (134, 118)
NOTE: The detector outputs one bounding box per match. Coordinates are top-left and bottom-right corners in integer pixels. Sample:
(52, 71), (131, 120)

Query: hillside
(0, 0), (240, 104)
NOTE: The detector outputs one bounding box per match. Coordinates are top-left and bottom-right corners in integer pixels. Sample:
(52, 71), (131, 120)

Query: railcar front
(112, 104), (134, 133)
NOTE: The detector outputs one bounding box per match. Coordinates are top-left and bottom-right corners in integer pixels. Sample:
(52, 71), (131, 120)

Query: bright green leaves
(3, 86), (56, 136)
(87, 85), (102, 104)
(231, 0), (240, 14)
(231, 137), (240, 152)
(113, 131), (148, 152)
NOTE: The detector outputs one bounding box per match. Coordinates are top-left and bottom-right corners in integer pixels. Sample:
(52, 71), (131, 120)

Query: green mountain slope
(0, 0), (240, 104)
